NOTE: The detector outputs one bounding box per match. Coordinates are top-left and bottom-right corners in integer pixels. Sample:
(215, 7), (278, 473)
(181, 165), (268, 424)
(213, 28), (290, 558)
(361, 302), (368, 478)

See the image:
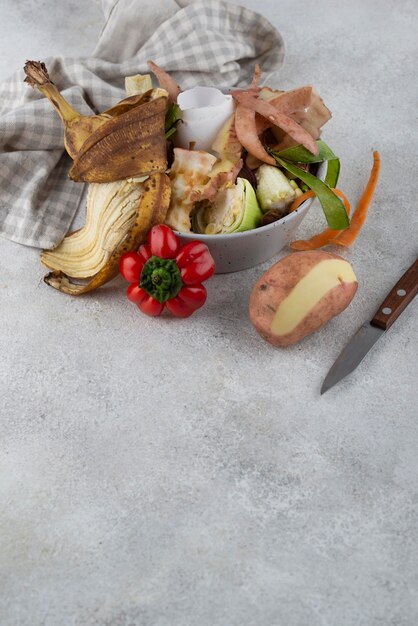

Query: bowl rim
(175, 160), (327, 241)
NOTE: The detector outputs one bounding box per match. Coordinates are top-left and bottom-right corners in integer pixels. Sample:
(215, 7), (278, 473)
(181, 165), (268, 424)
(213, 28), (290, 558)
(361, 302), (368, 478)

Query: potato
(249, 251), (358, 346)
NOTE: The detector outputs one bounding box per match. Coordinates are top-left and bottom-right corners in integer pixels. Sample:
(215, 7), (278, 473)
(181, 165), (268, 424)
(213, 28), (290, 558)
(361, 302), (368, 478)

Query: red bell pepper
(120, 224), (215, 318)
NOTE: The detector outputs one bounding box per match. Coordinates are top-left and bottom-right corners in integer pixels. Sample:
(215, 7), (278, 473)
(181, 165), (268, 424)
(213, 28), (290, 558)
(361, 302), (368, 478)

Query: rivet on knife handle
(371, 257), (418, 330)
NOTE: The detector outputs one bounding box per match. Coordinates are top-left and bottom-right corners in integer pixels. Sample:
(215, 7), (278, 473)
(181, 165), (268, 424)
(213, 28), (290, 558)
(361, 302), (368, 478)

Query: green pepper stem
(140, 256), (182, 303)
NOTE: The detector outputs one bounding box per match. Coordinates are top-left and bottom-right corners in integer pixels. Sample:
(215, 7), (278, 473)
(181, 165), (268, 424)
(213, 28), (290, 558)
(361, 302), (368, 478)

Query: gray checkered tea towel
(0, 0), (284, 248)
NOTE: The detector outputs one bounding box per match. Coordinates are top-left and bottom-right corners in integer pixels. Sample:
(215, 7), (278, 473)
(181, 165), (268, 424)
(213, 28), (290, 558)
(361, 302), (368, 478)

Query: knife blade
(321, 256), (418, 394)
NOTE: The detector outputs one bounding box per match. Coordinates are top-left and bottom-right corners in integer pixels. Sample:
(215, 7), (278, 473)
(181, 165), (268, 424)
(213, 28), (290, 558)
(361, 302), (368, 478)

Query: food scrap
(24, 61), (168, 183)
(332, 151), (380, 246)
(290, 151), (380, 250)
(24, 57), (377, 305)
(120, 225), (215, 317)
(192, 177), (262, 234)
(42, 174), (171, 295)
(140, 61), (347, 235)
(24, 60), (171, 294)
(249, 251), (358, 346)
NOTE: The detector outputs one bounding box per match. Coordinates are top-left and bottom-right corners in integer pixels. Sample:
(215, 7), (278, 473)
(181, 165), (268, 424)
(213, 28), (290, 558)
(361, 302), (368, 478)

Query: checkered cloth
(0, 0), (284, 248)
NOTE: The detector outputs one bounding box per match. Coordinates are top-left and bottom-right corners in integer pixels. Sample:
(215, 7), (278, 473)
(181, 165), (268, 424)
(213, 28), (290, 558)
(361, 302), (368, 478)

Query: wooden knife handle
(371, 256), (418, 330)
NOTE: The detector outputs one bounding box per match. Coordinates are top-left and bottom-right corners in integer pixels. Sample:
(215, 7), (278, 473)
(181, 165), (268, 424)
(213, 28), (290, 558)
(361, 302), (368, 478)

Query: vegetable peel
(147, 60), (181, 103)
(290, 189), (351, 250)
(332, 151), (380, 246)
(273, 154), (350, 230)
(289, 152), (380, 250)
(231, 90), (319, 156)
(235, 104), (276, 165)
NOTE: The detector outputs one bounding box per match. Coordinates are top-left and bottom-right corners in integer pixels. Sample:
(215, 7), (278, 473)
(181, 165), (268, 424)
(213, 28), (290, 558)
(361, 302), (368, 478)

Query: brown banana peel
(69, 96), (168, 183)
(42, 173), (171, 295)
(25, 61), (172, 295)
(24, 61), (168, 183)
(24, 61), (112, 160)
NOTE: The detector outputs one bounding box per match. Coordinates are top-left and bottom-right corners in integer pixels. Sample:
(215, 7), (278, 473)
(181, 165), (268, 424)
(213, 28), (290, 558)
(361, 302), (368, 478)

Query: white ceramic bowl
(176, 161), (326, 273)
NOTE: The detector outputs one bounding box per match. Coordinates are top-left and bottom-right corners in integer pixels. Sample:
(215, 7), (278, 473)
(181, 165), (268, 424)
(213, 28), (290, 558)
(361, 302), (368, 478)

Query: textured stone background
(1, 1), (417, 625)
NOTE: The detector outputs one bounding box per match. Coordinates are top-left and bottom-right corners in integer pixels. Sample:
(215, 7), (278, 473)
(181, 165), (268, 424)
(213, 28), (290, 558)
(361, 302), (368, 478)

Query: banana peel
(24, 61), (168, 183)
(25, 61), (172, 294)
(24, 61), (112, 160)
(69, 96), (168, 183)
(42, 173), (171, 295)
(102, 87), (167, 118)
(41, 180), (145, 278)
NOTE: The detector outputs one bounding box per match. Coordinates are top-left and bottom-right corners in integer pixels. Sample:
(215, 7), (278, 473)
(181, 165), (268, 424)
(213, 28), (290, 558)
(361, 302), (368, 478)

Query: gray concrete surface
(1, 1), (418, 625)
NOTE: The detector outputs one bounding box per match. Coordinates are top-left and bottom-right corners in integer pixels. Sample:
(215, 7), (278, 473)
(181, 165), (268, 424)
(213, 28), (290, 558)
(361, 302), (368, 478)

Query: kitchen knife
(321, 256), (418, 394)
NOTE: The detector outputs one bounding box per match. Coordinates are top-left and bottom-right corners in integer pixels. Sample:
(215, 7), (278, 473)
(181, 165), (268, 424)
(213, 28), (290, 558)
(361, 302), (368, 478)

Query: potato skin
(249, 251), (358, 347)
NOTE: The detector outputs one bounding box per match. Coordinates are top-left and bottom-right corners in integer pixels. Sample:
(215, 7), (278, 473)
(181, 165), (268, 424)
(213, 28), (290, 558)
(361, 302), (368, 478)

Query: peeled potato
(249, 251), (358, 346)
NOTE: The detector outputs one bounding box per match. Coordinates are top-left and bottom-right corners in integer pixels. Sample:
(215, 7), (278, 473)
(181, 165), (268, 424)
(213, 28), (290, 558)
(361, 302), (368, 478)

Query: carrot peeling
(289, 190), (315, 213)
(290, 189), (351, 250)
(332, 151), (380, 246)
(289, 151), (380, 250)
